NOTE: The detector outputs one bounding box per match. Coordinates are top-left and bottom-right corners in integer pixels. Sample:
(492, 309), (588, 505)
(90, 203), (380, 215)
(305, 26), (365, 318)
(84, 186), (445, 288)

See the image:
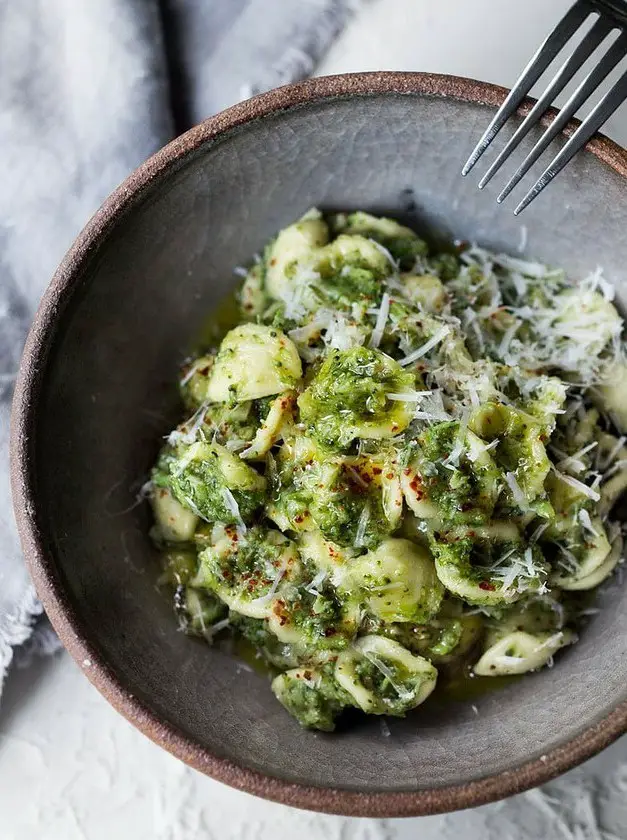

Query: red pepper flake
(479, 581), (495, 591)
(408, 476), (423, 498)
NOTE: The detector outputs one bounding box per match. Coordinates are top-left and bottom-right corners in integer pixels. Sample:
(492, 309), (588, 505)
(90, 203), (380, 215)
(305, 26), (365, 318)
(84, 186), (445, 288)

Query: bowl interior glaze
(13, 74), (627, 816)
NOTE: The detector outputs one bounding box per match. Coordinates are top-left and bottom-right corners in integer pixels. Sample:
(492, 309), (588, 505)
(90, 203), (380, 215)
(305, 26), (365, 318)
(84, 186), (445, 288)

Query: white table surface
(3, 2), (627, 838)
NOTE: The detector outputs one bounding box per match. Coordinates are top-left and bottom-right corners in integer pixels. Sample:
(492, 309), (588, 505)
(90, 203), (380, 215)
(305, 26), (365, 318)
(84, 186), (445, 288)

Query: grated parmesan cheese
(367, 238), (398, 271)
(444, 408), (470, 467)
(504, 471), (527, 508)
(600, 435), (626, 471)
(168, 402), (209, 446)
(578, 509), (599, 537)
(204, 617), (231, 639)
(324, 313), (366, 351)
(386, 390), (433, 401)
(305, 570), (327, 596)
(250, 566), (285, 606)
(556, 441), (598, 475)
(398, 325), (451, 366)
(354, 503), (371, 548)
(552, 468), (601, 502)
(498, 320), (520, 358)
(369, 292), (390, 349)
(603, 458), (627, 481)
(529, 521), (549, 545)
(362, 651), (412, 701)
(413, 390), (451, 422)
(222, 487), (246, 531)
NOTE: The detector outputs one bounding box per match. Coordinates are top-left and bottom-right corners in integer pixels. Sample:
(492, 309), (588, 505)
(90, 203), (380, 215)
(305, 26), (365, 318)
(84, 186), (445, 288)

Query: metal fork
(462, 0), (627, 214)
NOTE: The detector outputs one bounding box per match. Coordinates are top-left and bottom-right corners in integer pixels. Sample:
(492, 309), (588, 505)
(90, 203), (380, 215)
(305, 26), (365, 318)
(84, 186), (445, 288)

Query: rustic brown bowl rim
(10, 72), (627, 818)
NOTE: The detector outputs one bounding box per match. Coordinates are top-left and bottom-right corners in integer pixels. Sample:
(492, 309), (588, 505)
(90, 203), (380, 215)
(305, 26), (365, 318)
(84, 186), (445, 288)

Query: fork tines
(462, 0), (627, 214)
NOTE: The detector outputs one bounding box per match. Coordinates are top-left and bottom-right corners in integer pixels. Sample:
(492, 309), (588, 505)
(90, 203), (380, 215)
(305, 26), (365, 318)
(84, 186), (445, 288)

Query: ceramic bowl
(11, 73), (627, 817)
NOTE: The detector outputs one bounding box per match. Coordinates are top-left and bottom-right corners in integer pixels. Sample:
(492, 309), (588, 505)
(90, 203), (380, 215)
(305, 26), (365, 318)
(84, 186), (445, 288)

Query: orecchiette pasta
(340, 538), (443, 624)
(265, 210), (329, 301)
(152, 487), (198, 542)
(335, 635), (437, 715)
(473, 629), (576, 676)
(149, 209), (627, 731)
(207, 323), (302, 402)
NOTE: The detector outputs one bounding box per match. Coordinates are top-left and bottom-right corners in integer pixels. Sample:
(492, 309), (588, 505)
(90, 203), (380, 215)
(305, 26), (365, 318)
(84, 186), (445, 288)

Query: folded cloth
(0, 0), (359, 697)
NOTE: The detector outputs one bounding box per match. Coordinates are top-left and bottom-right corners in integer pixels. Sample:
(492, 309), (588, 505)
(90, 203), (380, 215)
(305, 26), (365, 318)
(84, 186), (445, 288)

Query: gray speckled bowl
(11, 73), (627, 817)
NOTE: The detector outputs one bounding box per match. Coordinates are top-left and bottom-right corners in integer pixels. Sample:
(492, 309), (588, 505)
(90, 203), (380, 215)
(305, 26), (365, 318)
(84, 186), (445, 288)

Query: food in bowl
(149, 209), (627, 731)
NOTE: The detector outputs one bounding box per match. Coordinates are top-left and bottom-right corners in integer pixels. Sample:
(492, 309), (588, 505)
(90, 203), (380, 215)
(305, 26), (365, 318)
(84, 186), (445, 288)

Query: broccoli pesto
(149, 209), (627, 731)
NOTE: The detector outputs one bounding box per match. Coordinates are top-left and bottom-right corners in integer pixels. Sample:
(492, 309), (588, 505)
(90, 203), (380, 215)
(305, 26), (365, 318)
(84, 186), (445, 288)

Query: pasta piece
(432, 534), (547, 607)
(556, 532), (622, 591)
(194, 525), (301, 619)
(335, 635), (437, 715)
(551, 518), (612, 590)
(153, 441), (266, 525)
(595, 360), (627, 434)
(312, 235), (392, 305)
(401, 274), (448, 312)
(265, 209), (329, 301)
(181, 588), (227, 636)
(268, 439), (400, 549)
(473, 629), (576, 676)
(267, 584), (360, 648)
(298, 346), (415, 449)
(271, 667), (351, 732)
(401, 426), (500, 523)
(240, 391), (296, 460)
(297, 530), (353, 583)
(330, 210), (427, 269)
(340, 538), (443, 624)
(152, 487), (198, 542)
(207, 324), (302, 402)
(179, 354), (214, 409)
(469, 402), (551, 511)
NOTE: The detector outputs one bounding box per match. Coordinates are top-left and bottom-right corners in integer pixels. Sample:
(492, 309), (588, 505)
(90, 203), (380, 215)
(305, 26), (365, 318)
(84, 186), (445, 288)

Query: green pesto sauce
(150, 208), (624, 733)
(227, 631), (519, 707)
(158, 553), (516, 709)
